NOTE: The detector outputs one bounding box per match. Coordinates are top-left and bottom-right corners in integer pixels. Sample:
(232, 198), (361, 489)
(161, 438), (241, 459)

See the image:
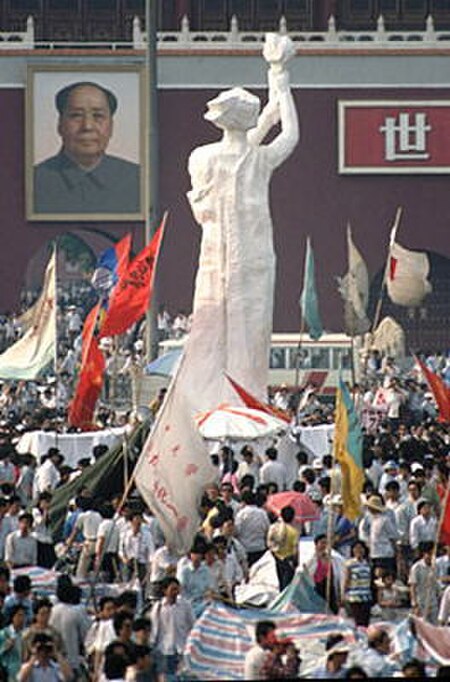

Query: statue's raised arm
(248, 33), (299, 164)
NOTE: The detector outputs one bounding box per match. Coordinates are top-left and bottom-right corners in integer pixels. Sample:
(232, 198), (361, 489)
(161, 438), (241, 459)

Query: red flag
(115, 233), (132, 280)
(416, 357), (450, 424)
(440, 483), (450, 545)
(99, 215), (166, 338)
(68, 303), (105, 430)
(225, 373), (291, 423)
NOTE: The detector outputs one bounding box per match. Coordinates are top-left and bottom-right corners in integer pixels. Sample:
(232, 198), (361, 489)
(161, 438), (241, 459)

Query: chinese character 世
(380, 112), (431, 161)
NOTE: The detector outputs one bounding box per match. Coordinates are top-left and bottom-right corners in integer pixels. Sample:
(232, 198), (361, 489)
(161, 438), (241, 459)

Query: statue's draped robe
(186, 144), (275, 406)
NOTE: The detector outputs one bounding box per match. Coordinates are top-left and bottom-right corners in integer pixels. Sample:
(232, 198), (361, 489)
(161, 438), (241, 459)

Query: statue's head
(205, 87), (260, 131)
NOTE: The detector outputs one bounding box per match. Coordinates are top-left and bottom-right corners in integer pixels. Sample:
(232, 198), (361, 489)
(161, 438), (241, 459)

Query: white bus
(153, 332), (359, 396)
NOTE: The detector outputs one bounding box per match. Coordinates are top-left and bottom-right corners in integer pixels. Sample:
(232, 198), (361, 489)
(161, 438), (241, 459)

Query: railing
(133, 14), (450, 51)
(3, 13), (450, 52)
(0, 15), (34, 49)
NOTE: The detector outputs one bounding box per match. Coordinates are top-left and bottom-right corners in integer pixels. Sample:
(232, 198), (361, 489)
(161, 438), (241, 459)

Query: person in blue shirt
(176, 537), (214, 618)
(3, 576), (33, 628)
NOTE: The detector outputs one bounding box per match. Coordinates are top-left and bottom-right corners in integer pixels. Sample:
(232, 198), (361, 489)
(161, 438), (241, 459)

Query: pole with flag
(386, 225), (432, 309)
(300, 236), (323, 340)
(338, 224), (371, 337)
(333, 376), (364, 521)
(371, 207), (403, 333)
(296, 237), (323, 388)
(134, 351), (217, 555)
(0, 250), (56, 380)
(98, 213), (166, 339)
(415, 356), (450, 423)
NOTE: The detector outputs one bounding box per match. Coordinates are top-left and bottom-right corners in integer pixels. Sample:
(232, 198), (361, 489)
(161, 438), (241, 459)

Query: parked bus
(152, 332), (360, 396)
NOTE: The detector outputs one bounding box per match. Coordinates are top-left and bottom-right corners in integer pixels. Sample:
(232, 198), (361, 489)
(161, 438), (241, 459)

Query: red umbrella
(266, 491), (320, 524)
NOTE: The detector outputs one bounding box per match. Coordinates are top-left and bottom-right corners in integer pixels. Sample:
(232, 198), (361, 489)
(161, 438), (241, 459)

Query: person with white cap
(378, 460), (399, 497)
(325, 494), (356, 559)
(306, 633), (351, 679)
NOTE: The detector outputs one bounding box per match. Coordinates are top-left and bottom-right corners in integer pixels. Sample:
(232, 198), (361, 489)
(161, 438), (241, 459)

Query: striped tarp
(183, 602), (362, 680)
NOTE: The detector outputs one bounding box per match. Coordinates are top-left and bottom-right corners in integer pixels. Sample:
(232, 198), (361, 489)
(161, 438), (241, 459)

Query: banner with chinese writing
(338, 101), (450, 174)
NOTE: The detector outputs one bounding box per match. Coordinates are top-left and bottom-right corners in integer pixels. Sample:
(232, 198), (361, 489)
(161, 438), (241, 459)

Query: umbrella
(266, 491), (320, 524)
(195, 404), (288, 441)
(144, 349), (182, 377)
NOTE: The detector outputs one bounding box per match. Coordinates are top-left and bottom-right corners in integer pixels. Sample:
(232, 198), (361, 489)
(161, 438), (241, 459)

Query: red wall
(1, 87), (449, 331)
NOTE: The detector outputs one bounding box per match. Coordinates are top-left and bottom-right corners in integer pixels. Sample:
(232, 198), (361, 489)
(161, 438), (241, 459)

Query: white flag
(337, 225), (371, 335)
(0, 252), (56, 380)
(135, 354), (217, 555)
(387, 230), (432, 307)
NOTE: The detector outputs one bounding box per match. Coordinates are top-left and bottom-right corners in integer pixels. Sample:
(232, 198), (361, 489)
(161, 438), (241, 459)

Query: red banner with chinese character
(339, 101), (450, 173)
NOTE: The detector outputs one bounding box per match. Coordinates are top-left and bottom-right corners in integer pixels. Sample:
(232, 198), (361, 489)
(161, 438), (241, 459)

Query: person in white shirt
(5, 512), (38, 569)
(384, 378), (405, 429)
(409, 499), (438, 554)
(259, 447), (287, 491)
(66, 498), (103, 579)
(150, 544), (178, 584)
(84, 596), (117, 678)
(236, 446), (261, 487)
(273, 385), (289, 411)
(150, 576), (194, 682)
(378, 460), (399, 497)
(33, 450), (63, 498)
(244, 626), (273, 679)
(234, 491), (270, 566)
(95, 504), (120, 583)
(119, 511), (155, 585)
(32, 492), (56, 568)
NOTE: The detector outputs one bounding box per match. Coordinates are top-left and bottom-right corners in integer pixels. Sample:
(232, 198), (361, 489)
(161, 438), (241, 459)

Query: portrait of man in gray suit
(32, 79), (141, 218)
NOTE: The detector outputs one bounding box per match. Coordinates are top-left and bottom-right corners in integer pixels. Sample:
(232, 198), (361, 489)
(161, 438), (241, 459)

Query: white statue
(185, 33), (299, 403)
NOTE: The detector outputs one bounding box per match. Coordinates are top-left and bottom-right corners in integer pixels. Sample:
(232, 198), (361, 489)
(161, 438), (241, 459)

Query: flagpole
(294, 317), (305, 392)
(371, 206), (403, 334)
(52, 241), (59, 449)
(144, 0), (160, 363)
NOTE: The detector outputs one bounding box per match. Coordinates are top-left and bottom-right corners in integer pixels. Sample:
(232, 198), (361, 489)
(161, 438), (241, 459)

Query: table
(17, 427), (125, 467)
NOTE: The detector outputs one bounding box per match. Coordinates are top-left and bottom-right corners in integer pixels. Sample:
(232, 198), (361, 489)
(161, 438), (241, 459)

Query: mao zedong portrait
(33, 81), (140, 215)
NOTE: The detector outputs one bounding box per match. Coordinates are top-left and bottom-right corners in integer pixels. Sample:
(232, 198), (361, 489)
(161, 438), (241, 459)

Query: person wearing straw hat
(359, 494), (398, 578)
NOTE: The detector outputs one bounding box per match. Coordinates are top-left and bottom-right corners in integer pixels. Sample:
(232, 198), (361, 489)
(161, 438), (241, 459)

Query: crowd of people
(0, 285), (449, 678)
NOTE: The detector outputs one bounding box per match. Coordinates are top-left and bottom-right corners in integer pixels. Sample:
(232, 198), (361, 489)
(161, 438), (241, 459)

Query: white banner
(135, 354), (217, 555)
(0, 252), (56, 380)
(387, 238), (432, 307)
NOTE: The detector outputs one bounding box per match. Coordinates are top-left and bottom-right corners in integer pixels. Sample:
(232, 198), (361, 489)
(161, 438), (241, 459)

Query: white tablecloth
(16, 428), (125, 467)
(292, 423), (335, 460)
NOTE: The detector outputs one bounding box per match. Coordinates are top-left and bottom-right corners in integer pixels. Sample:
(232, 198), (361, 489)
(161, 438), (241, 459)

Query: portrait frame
(26, 64), (146, 222)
